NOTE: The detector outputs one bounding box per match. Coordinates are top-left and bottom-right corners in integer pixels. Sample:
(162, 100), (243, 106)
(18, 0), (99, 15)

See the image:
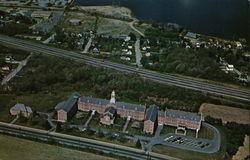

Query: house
(145, 52), (151, 57)
(226, 64), (234, 71)
(120, 56), (130, 61)
(10, 103), (33, 117)
(69, 19), (81, 25)
(128, 45), (133, 49)
(126, 50), (132, 55)
(55, 93), (80, 122)
(143, 105), (158, 134)
(235, 41), (242, 48)
(124, 36), (131, 42)
(92, 48), (100, 54)
(36, 36), (42, 41)
(5, 54), (13, 62)
(1, 65), (11, 71)
(100, 106), (116, 125)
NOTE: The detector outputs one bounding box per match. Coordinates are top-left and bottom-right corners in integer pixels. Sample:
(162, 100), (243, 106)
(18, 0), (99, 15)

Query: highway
(0, 35), (249, 102)
(0, 122), (180, 160)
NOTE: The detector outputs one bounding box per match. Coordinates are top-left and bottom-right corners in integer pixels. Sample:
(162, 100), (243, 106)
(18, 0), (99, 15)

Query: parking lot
(163, 133), (211, 149)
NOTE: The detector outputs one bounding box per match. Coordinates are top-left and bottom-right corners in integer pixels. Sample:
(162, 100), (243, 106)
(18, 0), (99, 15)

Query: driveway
(1, 55), (31, 85)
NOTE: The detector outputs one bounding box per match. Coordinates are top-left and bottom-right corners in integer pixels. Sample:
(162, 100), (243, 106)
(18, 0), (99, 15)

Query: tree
(106, 132), (115, 140)
(136, 139), (141, 148)
(40, 119), (51, 130)
(129, 32), (136, 41)
(204, 116), (222, 126)
(117, 134), (128, 143)
(96, 129), (104, 138)
(56, 122), (62, 132)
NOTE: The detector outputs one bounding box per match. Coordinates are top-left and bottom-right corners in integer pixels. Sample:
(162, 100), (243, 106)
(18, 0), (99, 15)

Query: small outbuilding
(69, 19), (81, 25)
(10, 103), (33, 117)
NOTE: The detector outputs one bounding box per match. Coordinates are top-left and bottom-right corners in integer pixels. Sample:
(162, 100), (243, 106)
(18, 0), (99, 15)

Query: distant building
(55, 93), (80, 122)
(10, 103), (33, 117)
(185, 32), (198, 40)
(143, 105), (158, 134)
(69, 19), (81, 25)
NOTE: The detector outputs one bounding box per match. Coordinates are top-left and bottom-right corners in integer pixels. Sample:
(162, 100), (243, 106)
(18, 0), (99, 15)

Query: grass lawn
(186, 125), (214, 140)
(160, 126), (176, 136)
(0, 134), (115, 160)
(152, 126), (227, 160)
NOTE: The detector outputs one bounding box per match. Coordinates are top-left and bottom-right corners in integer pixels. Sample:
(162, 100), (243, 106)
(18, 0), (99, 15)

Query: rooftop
(145, 105), (158, 122)
(69, 19), (81, 23)
(56, 93), (80, 112)
(11, 103), (32, 113)
(79, 96), (146, 112)
(104, 106), (116, 116)
(79, 96), (110, 106)
(158, 109), (201, 122)
(116, 102), (145, 112)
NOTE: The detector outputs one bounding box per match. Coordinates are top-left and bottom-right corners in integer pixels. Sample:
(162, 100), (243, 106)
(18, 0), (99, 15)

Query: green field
(0, 134), (115, 160)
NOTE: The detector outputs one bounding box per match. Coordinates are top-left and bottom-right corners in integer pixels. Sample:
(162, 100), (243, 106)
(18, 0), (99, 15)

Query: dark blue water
(76, 0), (250, 42)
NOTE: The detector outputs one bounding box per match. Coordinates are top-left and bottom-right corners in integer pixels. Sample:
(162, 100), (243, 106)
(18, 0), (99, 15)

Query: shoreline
(73, 2), (249, 44)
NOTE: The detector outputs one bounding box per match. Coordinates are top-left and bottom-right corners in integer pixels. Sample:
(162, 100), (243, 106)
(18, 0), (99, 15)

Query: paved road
(1, 55), (31, 85)
(43, 33), (56, 44)
(10, 114), (19, 124)
(0, 121), (180, 160)
(135, 38), (142, 67)
(37, 112), (57, 132)
(0, 35), (249, 102)
(129, 19), (145, 37)
(82, 34), (93, 54)
(142, 122), (221, 153)
(84, 110), (95, 127)
(155, 125), (163, 137)
(122, 116), (131, 132)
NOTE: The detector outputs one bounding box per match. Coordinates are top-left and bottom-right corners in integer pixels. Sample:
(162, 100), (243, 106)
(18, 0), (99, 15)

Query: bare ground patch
(60, 12), (96, 32)
(97, 17), (134, 36)
(199, 103), (250, 124)
(77, 6), (132, 19)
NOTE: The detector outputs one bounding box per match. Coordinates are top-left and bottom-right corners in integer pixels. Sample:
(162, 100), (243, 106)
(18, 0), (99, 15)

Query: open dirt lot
(60, 11), (96, 32)
(60, 11), (135, 36)
(199, 103), (250, 124)
(97, 17), (134, 36)
(77, 6), (132, 19)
